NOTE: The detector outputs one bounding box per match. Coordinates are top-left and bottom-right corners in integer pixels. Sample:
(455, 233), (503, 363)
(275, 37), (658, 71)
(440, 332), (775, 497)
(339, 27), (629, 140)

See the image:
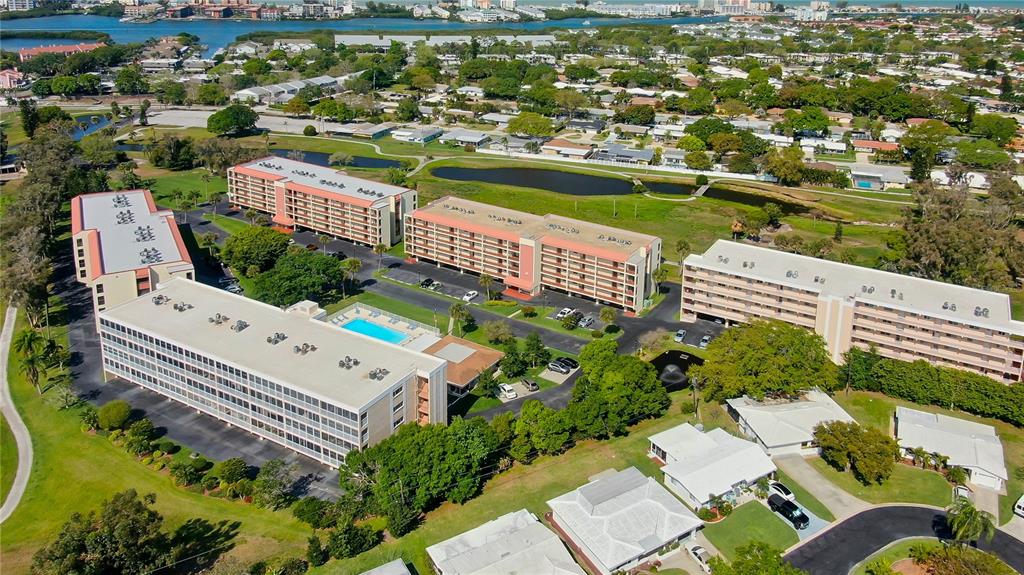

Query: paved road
(0, 305), (32, 524)
(775, 454), (870, 519)
(784, 505), (1024, 575)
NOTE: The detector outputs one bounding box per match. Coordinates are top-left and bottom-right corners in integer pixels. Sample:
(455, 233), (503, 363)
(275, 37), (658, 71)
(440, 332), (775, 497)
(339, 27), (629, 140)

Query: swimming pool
(340, 318), (409, 345)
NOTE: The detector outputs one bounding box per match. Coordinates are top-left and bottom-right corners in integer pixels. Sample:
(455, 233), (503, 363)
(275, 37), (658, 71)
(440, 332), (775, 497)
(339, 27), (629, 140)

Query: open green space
(774, 468), (835, 522)
(137, 166), (228, 210)
(850, 538), (942, 575)
(2, 306), (311, 573)
(835, 391), (1023, 524)
(701, 502), (798, 562)
(807, 457), (951, 508)
(202, 213), (253, 237)
(0, 413), (17, 506)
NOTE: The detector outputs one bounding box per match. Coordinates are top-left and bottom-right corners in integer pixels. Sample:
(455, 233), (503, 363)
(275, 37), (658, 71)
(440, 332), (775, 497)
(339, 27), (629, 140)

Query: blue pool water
(340, 318), (408, 345)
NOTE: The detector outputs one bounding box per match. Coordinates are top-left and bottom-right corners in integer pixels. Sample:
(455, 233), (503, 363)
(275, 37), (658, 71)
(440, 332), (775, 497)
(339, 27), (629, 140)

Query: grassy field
(2, 306), (312, 573)
(0, 413), (16, 506)
(701, 502), (799, 561)
(808, 457), (951, 508)
(203, 213), (253, 237)
(135, 166), (229, 210)
(835, 390), (1023, 524)
(850, 538), (942, 575)
(774, 468), (835, 522)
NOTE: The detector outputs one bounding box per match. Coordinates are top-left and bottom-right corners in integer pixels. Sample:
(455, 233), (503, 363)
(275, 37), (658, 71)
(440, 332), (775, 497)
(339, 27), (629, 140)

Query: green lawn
(141, 167), (228, 210)
(2, 307), (311, 573)
(701, 502), (799, 561)
(774, 468), (835, 522)
(808, 457), (951, 507)
(850, 538), (941, 575)
(202, 213), (253, 237)
(835, 391), (1024, 524)
(0, 413), (17, 506)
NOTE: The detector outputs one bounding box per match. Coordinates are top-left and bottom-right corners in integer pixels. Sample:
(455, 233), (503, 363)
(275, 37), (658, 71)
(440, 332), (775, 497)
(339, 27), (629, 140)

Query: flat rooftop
(72, 190), (190, 275)
(100, 279), (445, 411)
(414, 196), (659, 259)
(233, 156), (411, 208)
(687, 240), (1023, 334)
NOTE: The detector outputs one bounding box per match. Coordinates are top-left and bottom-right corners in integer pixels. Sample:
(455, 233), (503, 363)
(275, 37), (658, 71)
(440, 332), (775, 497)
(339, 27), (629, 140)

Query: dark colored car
(555, 357), (579, 370)
(522, 379), (539, 392)
(768, 494), (809, 530)
(419, 278), (434, 288)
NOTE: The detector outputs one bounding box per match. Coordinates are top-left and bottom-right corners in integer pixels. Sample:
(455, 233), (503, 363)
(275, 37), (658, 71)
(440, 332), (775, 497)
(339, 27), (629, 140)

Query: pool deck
(326, 304), (441, 351)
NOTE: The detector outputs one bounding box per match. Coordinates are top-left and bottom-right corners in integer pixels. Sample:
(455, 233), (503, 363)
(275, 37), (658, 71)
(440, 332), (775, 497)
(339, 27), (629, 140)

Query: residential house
(439, 129), (490, 146)
(593, 143), (654, 165)
(895, 407), (1007, 491)
(725, 389), (855, 456)
(391, 126), (443, 144)
(541, 138), (593, 159)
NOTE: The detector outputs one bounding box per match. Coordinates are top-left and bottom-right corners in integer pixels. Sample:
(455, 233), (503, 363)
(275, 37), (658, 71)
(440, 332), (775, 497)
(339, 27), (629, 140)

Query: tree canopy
(207, 104), (259, 135)
(221, 226), (290, 276)
(251, 249), (345, 307)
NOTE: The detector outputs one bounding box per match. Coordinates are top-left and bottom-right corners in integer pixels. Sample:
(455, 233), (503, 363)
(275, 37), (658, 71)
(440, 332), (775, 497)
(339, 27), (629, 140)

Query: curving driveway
(0, 305), (32, 523)
(784, 505), (1024, 575)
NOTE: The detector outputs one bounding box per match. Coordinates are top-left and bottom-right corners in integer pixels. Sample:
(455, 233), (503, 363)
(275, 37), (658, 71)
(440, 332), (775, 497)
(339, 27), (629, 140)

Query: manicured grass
(835, 391), (1024, 525)
(814, 151), (856, 162)
(2, 307), (311, 573)
(0, 413), (17, 506)
(808, 457), (951, 507)
(701, 502), (798, 561)
(139, 167), (228, 210)
(774, 468), (835, 522)
(387, 241), (406, 259)
(1009, 288), (1024, 321)
(850, 538), (941, 575)
(202, 213), (253, 237)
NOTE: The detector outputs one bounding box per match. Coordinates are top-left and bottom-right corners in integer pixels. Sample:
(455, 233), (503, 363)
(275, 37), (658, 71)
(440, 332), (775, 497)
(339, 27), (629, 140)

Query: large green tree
(207, 104), (259, 136)
(251, 250), (344, 306)
(707, 541), (808, 575)
(506, 112), (554, 137)
(221, 226), (290, 276)
(689, 319), (837, 401)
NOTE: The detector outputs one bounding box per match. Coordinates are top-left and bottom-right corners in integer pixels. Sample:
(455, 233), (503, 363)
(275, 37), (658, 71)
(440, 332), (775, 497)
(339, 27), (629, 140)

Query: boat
(119, 16), (134, 22)
(582, 19), (591, 24)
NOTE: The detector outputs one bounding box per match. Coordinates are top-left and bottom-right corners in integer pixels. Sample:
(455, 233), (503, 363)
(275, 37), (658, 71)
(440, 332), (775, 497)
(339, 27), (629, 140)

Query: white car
(769, 480), (795, 502)
(462, 290), (478, 302)
(674, 329), (687, 343)
(687, 544), (712, 574)
(554, 307), (575, 320)
(498, 383), (518, 400)
(1013, 494), (1024, 518)
(699, 335), (712, 349)
(953, 485), (972, 502)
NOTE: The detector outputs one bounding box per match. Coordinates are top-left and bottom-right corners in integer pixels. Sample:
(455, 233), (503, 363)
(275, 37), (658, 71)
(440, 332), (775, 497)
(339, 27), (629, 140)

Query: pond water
(269, 149), (400, 169)
(71, 114), (111, 141)
(649, 350), (704, 392)
(431, 166), (806, 212)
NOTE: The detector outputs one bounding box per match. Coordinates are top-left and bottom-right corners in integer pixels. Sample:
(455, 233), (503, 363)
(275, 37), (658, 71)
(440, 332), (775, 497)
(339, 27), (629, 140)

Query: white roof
(686, 240), (1024, 335)
(726, 389), (854, 448)
(359, 559), (413, 575)
(99, 278), (445, 412)
(895, 407), (1007, 481)
(651, 424), (776, 504)
(76, 190), (188, 275)
(426, 510), (584, 575)
(547, 467), (702, 573)
(234, 157), (411, 208)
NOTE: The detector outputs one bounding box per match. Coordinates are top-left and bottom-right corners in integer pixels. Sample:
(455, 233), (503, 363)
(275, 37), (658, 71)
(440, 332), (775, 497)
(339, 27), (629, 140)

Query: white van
(1015, 494), (1024, 518)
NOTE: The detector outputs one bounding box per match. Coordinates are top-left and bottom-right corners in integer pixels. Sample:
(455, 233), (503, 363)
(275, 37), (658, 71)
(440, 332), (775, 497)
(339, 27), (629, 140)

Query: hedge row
(843, 348), (1024, 427)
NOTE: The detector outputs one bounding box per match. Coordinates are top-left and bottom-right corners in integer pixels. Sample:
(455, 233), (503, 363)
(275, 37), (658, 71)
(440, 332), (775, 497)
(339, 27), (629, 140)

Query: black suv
(768, 494), (809, 530)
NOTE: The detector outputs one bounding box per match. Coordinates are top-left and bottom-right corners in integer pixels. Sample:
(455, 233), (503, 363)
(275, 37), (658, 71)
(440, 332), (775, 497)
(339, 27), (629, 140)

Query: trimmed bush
(303, 125), (317, 136)
(202, 474), (221, 492)
(591, 329), (605, 338)
(695, 174), (709, 186)
(152, 461), (165, 471)
(157, 439), (177, 454)
(98, 399), (132, 430)
(108, 429), (123, 442)
(151, 450), (163, 459)
(141, 457), (153, 466)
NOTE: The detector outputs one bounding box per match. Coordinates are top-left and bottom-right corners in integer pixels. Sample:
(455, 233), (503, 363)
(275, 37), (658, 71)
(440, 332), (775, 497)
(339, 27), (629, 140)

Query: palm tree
(199, 232), (219, 258)
(340, 258), (362, 298)
(599, 306), (617, 328)
(931, 452), (950, 471)
(201, 172), (211, 199)
(946, 496), (996, 545)
(209, 190), (224, 216)
(319, 235), (332, 254)
(478, 274), (494, 300)
(183, 189), (202, 225)
(42, 337), (66, 372)
(18, 352), (47, 394)
(12, 328), (45, 359)
(372, 243), (387, 272)
(170, 188), (184, 221)
(449, 303), (470, 337)
(245, 208), (259, 225)
(910, 446), (929, 468)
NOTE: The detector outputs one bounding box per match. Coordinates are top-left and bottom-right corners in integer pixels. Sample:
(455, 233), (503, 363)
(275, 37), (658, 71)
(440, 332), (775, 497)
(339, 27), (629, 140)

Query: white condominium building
(227, 157), (417, 247)
(98, 279), (448, 467)
(72, 190), (194, 316)
(682, 240), (1024, 383)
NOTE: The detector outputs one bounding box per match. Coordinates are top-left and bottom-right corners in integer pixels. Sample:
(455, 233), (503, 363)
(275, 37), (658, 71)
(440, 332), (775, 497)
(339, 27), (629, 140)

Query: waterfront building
(6, 0), (36, 11)
(18, 42), (106, 62)
(227, 157), (416, 247)
(681, 240), (1024, 383)
(405, 197), (662, 313)
(98, 279), (448, 467)
(71, 190), (194, 316)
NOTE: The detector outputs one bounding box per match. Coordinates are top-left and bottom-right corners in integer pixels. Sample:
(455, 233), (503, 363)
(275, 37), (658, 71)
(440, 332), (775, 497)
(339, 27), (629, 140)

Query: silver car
(687, 544), (712, 574)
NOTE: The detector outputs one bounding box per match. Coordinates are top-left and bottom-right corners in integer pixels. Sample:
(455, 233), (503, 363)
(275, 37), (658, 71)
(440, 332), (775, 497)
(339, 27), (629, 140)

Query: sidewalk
(774, 454), (870, 520)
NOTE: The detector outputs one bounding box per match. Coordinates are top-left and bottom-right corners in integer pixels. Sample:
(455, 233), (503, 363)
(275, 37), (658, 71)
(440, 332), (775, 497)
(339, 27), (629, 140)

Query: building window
(96, 284), (104, 294)
(76, 238), (83, 247)
(78, 259), (86, 269)
(97, 296), (105, 306)
(79, 270), (87, 279)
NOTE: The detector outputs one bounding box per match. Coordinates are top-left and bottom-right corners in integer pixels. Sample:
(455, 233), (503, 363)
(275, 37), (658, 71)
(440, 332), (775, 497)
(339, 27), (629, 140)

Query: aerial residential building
(426, 509), (585, 575)
(18, 42), (106, 62)
(97, 279), (448, 467)
(71, 190), (194, 316)
(725, 389), (855, 456)
(227, 157), (416, 247)
(405, 197), (662, 313)
(649, 423), (776, 509)
(895, 407), (1007, 491)
(547, 467), (703, 575)
(681, 240), (1024, 383)
(359, 560), (413, 575)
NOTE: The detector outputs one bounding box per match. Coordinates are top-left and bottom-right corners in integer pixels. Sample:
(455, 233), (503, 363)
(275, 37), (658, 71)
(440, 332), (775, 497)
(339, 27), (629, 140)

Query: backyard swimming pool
(340, 318), (409, 345)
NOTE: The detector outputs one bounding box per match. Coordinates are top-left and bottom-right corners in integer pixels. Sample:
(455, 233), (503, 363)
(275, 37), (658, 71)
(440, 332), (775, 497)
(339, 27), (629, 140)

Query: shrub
(591, 329), (605, 338)
(202, 474), (221, 492)
(679, 400), (695, 414)
(695, 174), (709, 186)
(152, 461), (165, 471)
(719, 501), (734, 516)
(79, 404), (99, 430)
(218, 457), (250, 484)
(141, 457), (153, 466)
(697, 508), (716, 521)
(303, 125), (317, 136)
(521, 306), (537, 317)
(306, 536), (328, 567)
(191, 456), (213, 473)
(170, 460), (203, 486)
(273, 558), (309, 575)
(328, 524), (381, 559)
(97, 399), (132, 430)
(292, 496), (335, 529)
(157, 439), (177, 453)
(151, 450), (163, 459)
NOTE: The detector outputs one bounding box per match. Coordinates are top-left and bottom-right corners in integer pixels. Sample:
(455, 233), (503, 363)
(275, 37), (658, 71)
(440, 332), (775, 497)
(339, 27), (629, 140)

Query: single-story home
(649, 423), (776, 509)
(895, 407), (1008, 491)
(426, 509), (585, 575)
(439, 129), (490, 146)
(333, 122), (396, 139)
(541, 138), (593, 159)
(849, 168), (909, 190)
(359, 559), (413, 575)
(662, 149), (688, 167)
(612, 123), (650, 137)
(800, 138), (847, 154)
(422, 335), (504, 398)
(480, 112), (516, 127)
(929, 169), (989, 190)
(757, 133), (795, 148)
(851, 139), (900, 153)
(455, 86), (485, 98)
(566, 118), (606, 134)
(593, 143), (654, 165)
(547, 467), (703, 575)
(726, 389), (855, 456)
(391, 126), (443, 144)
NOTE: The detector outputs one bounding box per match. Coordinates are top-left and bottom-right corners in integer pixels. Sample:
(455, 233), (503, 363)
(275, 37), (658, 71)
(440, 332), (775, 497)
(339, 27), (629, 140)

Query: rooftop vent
(257, 161), (283, 170)
(140, 248), (163, 264)
(292, 342), (318, 355)
(974, 306), (990, 318)
(786, 270), (799, 278)
(112, 193), (132, 208)
(369, 367), (390, 380)
(208, 313), (230, 325)
(230, 320), (249, 332)
(172, 302), (193, 312)
(134, 225), (156, 242)
(115, 210), (136, 225)
(151, 294), (170, 306)
(942, 301), (958, 312)
(266, 332), (288, 345)
(338, 355), (360, 370)
(860, 285), (875, 294)
(742, 260), (755, 269)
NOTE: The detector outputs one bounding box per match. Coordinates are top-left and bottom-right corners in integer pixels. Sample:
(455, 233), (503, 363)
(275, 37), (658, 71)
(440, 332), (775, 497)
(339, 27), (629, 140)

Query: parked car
(687, 544), (712, 574)
(953, 485), (972, 502)
(218, 277), (236, 286)
(674, 329), (688, 343)
(554, 307), (575, 319)
(1015, 494), (1024, 518)
(419, 278), (434, 288)
(769, 480), (795, 502)
(578, 316), (595, 329)
(522, 379), (539, 392)
(768, 494), (809, 530)
(547, 361), (571, 375)
(429, 282), (443, 291)
(713, 317), (725, 324)
(498, 383), (518, 400)
(225, 284), (243, 294)
(699, 335), (712, 348)
(463, 290), (479, 302)
(555, 357), (579, 370)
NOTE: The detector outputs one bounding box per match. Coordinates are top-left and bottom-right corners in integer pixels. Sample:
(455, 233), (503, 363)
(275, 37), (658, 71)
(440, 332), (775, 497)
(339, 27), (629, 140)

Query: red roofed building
(19, 42), (106, 62)
(0, 69), (27, 90)
(852, 139), (900, 153)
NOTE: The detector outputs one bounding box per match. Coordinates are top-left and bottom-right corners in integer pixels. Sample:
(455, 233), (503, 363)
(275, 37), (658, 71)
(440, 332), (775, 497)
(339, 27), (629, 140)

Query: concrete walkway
(774, 454), (870, 519)
(0, 305), (32, 523)
(1003, 516), (1024, 543)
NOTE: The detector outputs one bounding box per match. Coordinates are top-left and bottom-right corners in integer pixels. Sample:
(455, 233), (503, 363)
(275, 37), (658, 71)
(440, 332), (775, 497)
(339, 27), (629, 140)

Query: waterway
(269, 148), (400, 169)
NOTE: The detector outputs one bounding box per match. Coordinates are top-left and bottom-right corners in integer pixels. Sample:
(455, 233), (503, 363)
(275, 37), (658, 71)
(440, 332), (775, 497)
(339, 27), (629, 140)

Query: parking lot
(385, 267), (488, 303)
